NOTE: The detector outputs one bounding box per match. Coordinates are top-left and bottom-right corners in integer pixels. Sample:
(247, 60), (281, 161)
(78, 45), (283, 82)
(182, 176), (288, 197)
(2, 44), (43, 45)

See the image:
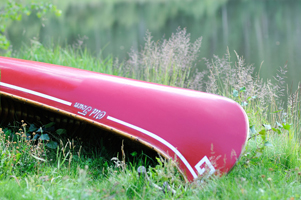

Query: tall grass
(124, 28), (202, 88)
(124, 28), (300, 141)
(1, 28), (300, 199)
(13, 40), (121, 76)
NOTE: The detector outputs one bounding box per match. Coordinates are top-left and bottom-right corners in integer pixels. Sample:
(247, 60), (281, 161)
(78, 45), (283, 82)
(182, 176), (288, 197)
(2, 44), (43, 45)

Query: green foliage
(0, 129), (300, 199)
(13, 41), (118, 75)
(0, 120), (74, 179)
(0, 123), (45, 178)
(1, 27), (301, 198)
(0, 0), (61, 52)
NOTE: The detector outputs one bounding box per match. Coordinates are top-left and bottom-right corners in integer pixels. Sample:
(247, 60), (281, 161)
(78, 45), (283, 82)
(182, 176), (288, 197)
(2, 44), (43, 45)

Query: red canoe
(0, 56), (248, 181)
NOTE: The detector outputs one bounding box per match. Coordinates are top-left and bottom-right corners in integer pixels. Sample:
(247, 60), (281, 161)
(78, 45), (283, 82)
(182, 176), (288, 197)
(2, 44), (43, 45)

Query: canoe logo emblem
(73, 102), (106, 120)
(194, 156), (215, 176)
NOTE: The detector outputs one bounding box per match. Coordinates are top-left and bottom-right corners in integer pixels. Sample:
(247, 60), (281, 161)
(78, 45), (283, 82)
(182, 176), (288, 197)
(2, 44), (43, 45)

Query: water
(6, 0), (301, 89)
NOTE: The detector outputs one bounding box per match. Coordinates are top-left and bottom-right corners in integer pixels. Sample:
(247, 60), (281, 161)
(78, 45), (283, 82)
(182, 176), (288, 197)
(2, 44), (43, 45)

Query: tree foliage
(0, 0), (61, 52)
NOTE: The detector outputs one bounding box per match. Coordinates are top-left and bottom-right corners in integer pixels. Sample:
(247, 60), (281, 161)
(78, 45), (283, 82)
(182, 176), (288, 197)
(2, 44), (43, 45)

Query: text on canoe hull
(73, 102), (106, 120)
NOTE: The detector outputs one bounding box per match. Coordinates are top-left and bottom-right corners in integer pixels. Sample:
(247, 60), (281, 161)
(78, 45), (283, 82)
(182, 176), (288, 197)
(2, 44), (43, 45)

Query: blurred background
(2, 0), (300, 89)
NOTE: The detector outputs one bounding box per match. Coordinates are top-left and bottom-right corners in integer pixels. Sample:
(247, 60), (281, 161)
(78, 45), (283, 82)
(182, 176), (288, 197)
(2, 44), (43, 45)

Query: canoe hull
(0, 57), (248, 181)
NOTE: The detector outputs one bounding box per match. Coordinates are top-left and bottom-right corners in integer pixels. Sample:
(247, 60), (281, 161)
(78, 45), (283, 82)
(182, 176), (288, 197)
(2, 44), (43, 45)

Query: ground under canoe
(0, 56), (248, 181)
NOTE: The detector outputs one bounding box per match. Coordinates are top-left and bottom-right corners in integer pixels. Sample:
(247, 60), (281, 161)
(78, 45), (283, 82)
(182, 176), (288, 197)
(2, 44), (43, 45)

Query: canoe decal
(73, 102), (106, 119)
(195, 156), (216, 176)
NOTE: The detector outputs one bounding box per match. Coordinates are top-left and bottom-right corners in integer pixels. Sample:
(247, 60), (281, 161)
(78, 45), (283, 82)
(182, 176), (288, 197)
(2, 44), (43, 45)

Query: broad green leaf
(283, 123), (291, 131)
(16, 14), (22, 21)
(24, 10), (31, 16)
(28, 124), (37, 132)
(15, 153), (22, 162)
(56, 129), (66, 135)
(44, 122), (55, 128)
(233, 89), (238, 97)
(39, 134), (50, 141)
(247, 96), (256, 101)
(72, 155), (79, 161)
(250, 125), (257, 134)
(0, 25), (5, 32)
(55, 9), (62, 17)
(45, 126), (55, 132)
(36, 127), (43, 133)
(47, 141), (58, 149)
(272, 128), (282, 134)
(131, 151), (137, 157)
(276, 121), (283, 128)
(259, 129), (266, 135)
(264, 141), (273, 147)
(263, 124), (271, 130)
(33, 134), (40, 140)
(239, 87), (246, 92)
(241, 101), (248, 106)
(36, 11), (42, 18)
(0, 35), (10, 50)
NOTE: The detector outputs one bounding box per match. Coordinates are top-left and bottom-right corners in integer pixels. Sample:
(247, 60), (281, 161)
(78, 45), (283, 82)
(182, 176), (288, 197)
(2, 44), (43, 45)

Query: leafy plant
(25, 121), (60, 150)
(0, 121), (47, 178)
(232, 86), (256, 107)
(0, 0), (61, 53)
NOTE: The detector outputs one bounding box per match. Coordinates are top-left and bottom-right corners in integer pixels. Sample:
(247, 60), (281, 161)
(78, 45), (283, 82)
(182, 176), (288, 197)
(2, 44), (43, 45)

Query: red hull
(0, 56), (248, 181)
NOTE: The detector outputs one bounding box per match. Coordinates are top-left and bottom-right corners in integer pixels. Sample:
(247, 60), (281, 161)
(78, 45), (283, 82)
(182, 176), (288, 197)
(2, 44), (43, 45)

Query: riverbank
(0, 31), (300, 198)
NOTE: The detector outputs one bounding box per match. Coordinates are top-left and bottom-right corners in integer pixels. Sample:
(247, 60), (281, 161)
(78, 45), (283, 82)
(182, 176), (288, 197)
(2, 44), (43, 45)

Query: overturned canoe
(0, 56), (248, 181)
